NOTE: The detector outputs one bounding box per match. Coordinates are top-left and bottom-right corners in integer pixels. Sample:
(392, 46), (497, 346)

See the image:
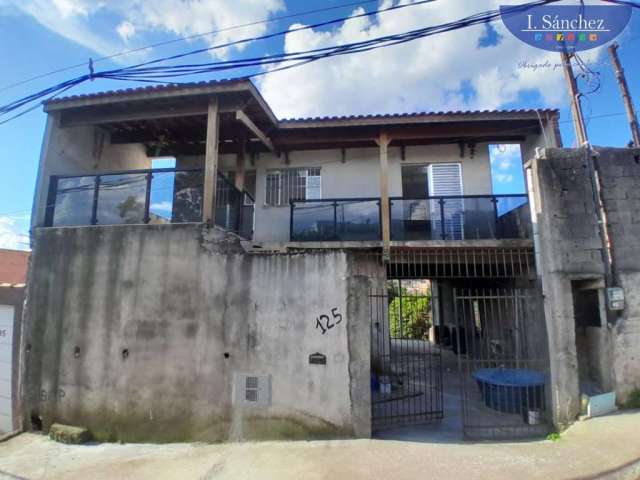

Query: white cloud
(150, 201), (172, 212)
(8, 0), (284, 61)
(259, 0), (604, 118)
(117, 20), (136, 42)
(490, 144), (521, 170)
(0, 217), (30, 251)
(495, 173), (515, 184)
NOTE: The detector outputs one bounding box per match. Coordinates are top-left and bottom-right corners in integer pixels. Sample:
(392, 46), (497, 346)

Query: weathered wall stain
(21, 224), (372, 442)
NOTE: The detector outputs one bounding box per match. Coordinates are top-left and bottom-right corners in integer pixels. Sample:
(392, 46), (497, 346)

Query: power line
(0, 0), (383, 94)
(0, 0), (559, 123)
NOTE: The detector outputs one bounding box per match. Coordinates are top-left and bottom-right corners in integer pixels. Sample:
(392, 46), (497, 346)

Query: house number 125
(315, 307), (343, 334)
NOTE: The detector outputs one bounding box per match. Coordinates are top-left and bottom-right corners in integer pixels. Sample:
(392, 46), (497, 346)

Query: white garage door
(0, 304), (14, 433)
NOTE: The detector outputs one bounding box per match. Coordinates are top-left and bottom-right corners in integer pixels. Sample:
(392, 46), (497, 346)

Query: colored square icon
(534, 33), (542, 41)
(556, 33), (564, 41)
(567, 33), (575, 41)
(589, 33), (598, 41)
(579, 33), (587, 41)
(546, 33), (553, 41)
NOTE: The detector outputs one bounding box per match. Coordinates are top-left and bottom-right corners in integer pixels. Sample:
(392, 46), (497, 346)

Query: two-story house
(22, 78), (575, 442)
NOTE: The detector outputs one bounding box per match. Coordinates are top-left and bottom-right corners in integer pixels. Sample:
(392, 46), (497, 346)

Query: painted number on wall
(315, 307), (343, 335)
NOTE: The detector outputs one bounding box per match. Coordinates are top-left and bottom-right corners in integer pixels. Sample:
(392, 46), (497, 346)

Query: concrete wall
(21, 224), (371, 442)
(530, 147), (640, 428)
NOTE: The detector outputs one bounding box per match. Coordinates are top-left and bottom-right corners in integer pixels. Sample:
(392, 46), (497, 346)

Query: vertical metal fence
(453, 287), (549, 439)
(370, 280), (443, 431)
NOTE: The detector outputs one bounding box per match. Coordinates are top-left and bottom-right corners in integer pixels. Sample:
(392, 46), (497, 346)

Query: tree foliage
(389, 288), (432, 339)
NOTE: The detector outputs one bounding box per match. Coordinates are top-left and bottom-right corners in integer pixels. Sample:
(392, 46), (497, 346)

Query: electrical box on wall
(606, 287), (625, 311)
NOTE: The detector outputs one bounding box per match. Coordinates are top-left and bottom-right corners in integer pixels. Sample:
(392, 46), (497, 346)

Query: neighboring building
(0, 248), (29, 435)
(19, 79), (639, 442)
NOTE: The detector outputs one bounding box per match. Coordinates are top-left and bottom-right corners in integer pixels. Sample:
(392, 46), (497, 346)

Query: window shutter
(428, 163), (464, 239)
(306, 174), (321, 200)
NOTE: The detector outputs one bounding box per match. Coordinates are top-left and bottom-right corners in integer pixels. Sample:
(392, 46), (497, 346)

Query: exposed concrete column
(235, 137), (246, 192)
(376, 132), (391, 258)
(203, 97), (219, 225)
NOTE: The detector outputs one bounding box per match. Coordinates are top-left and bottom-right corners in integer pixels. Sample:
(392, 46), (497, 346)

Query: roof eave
(279, 110), (558, 129)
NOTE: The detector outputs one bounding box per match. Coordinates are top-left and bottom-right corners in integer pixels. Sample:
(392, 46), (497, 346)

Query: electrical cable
(0, 0), (384, 94)
(0, 0), (565, 123)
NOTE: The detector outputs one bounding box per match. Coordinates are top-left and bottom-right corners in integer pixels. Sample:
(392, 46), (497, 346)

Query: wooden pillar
(376, 132), (392, 259)
(235, 137), (246, 191)
(202, 97), (219, 225)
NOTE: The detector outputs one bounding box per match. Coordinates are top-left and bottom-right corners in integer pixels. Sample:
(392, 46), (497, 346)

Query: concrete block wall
(21, 224), (372, 442)
(531, 147), (640, 428)
(593, 148), (640, 401)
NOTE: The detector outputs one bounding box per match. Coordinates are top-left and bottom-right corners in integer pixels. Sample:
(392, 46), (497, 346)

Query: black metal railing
(44, 168), (254, 239)
(390, 194), (529, 241)
(290, 198), (381, 241)
(215, 173), (254, 239)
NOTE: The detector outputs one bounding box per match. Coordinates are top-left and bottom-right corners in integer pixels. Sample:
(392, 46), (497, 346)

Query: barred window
(265, 167), (321, 206)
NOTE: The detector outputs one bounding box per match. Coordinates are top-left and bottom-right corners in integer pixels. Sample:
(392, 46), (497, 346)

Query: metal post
(491, 197), (500, 239)
(289, 201), (295, 241)
(44, 176), (59, 227)
(143, 171), (152, 224)
(608, 42), (640, 147)
(439, 198), (446, 240)
(560, 50), (588, 145)
(333, 201), (338, 240)
(91, 176), (101, 225)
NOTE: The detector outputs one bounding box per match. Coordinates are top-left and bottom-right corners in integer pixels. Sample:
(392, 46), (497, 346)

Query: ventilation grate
(234, 373), (271, 407)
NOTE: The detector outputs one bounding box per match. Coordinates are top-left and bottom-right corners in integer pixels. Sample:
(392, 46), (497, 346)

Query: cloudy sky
(0, 0), (638, 249)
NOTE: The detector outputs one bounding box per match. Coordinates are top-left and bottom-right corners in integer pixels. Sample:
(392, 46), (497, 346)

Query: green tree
(389, 289), (432, 339)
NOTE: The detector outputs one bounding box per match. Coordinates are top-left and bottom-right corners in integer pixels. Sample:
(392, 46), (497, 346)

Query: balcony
(290, 195), (530, 242)
(390, 195), (529, 241)
(44, 168), (254, 239)
(290, 198), (381, 241)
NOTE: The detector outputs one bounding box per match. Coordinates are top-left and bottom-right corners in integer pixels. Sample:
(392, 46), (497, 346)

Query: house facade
(21, 79), (638, 442)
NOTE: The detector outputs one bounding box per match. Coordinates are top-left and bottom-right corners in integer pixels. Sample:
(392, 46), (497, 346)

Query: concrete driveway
(1, 411), (639, 480)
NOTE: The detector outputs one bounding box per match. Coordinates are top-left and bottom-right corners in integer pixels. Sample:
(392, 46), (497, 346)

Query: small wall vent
(234, 373), (271, 407)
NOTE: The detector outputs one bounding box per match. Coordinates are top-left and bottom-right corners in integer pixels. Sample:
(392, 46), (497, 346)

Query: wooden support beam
(235, 110), (276, 154)
(203, 98), (219, 226)
(376, 132), (392, 260)
(235, 137), (246, 191)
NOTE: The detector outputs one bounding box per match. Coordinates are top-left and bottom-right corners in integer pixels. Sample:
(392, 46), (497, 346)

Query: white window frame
(265, 167), (322, 206)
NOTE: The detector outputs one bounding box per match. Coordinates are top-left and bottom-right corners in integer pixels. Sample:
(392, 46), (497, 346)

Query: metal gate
(453, 287), (549, 439)
(370, 281), (443, 430)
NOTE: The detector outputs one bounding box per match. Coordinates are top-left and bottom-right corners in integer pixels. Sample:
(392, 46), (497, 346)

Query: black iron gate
(370, 281), (443, 430)
(453, 287), (550, 439)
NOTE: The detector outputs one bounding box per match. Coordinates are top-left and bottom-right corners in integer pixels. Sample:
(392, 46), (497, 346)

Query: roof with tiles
(45, 79), (246, 105)
(280, 109), (558, 123)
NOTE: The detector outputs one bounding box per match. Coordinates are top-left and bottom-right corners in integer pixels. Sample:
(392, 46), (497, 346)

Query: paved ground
(1, 410), (639, 480)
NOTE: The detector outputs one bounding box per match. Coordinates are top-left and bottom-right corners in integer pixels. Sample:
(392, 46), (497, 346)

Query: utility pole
(560, 50), (588, 146)
(608, 42), (640, 147)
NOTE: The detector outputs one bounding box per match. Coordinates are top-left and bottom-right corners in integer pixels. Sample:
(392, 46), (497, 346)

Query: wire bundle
(1, 0), (637, 125)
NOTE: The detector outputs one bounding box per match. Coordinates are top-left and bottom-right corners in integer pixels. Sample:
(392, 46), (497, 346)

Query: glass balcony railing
(45, 168), (254, 239)
(290, 198), (381, 241)
(390, 195), (529, 241)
